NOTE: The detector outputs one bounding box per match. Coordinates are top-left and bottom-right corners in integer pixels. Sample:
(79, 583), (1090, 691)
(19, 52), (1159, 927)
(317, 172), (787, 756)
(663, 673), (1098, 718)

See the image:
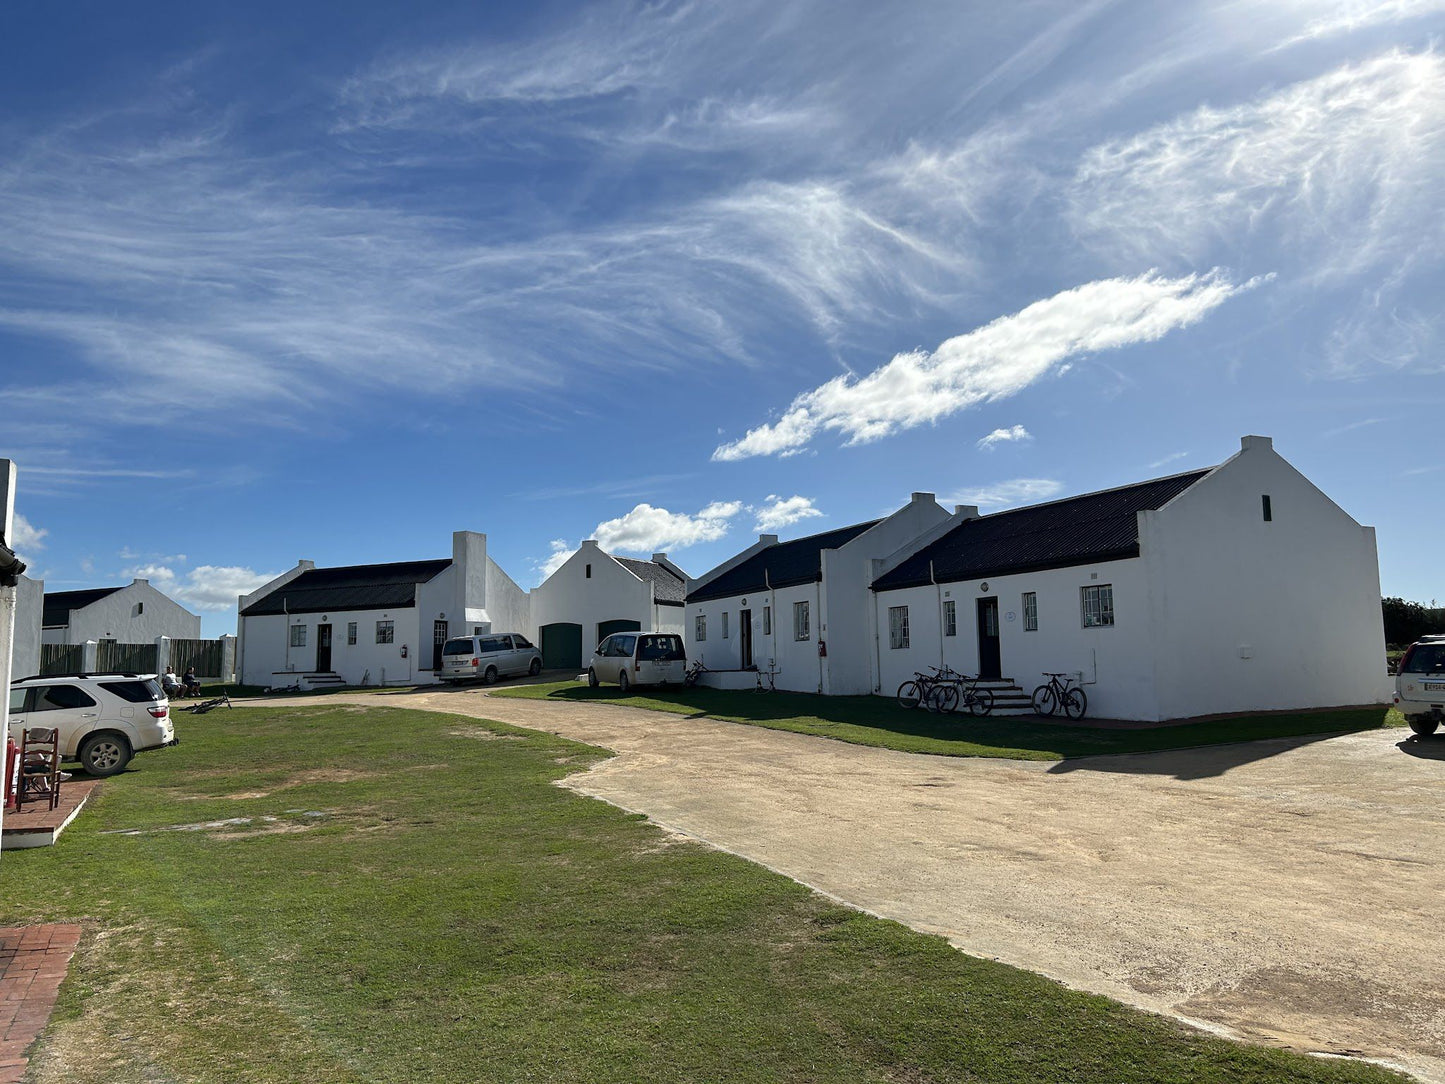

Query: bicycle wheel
(967, 686), (994, 717)
(1063, 687), (1087, 720)
(897, 681), (923, 710)
(932, 684), (961, 714)
(1031, 684), (1056, 716)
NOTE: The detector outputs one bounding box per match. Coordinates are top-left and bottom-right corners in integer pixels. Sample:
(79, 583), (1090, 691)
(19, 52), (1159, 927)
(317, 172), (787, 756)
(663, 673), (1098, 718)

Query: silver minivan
(438, 633), (542, 685)
(587, 632), (687, 691)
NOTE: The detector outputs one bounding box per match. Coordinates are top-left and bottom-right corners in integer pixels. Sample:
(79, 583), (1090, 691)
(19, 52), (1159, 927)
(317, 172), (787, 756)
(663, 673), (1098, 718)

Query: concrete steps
(301, 672), (346, 688)
(976, 678), (1033, 716)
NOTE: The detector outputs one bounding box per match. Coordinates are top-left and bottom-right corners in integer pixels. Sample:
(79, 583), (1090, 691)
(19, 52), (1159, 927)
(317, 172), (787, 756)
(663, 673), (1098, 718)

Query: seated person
(183, 666), (202, 696)
(161, 666), (184, 696)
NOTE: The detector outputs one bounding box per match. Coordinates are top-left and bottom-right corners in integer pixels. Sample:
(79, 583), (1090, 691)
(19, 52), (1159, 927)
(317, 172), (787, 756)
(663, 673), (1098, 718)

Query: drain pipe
(765, 568), (777, 677)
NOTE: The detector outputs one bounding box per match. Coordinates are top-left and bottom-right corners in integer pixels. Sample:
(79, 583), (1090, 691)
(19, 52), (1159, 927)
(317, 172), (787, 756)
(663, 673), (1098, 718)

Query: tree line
(1383, 597), (1445, 648)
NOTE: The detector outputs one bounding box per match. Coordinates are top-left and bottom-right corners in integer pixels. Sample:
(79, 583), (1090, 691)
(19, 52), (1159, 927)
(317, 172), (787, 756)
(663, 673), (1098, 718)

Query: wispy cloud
(976, 425), (1032, 451)
(1148, 451), (1191, 470)
(122, 562), (280, 612)
(9, 513), (47, 554)
(1278, 0), (1445, 46)
(535, 540), (576, 582)
(1323, 416), (1390, 437)
(946, 478), (1064, 509)
(753, 495), (824, 532)
(713, 270), (1258, 461)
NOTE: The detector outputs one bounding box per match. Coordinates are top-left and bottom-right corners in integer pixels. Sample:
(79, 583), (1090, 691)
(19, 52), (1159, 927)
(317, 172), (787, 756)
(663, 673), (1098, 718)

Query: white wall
(240, 607), (424, 687)
(53, 580), (201, 645)
(1143, 436), (1389, 718)
(690, 583), (823, 692)
(873, 559), (1157, 719)
(12, 575), (43, 679)
(486, 557), (532, 639)
(531, 542), (672, 653)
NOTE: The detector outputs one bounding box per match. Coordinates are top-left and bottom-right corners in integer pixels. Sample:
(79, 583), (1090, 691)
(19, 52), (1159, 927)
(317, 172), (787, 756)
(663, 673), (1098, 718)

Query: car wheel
(1409, 716), (1440, 737)
(78, 732), (132, 777)
(529, 657), (542, 677)
(588, 668), (599, 688)
(618, 669), (630, 693)
(483, 666), (498, 686)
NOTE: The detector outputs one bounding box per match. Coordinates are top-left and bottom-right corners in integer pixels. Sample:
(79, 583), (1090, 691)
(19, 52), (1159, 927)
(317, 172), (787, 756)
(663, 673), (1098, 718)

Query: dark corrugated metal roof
(616, 557), (686, 604)
(872, 469), (1212, 592)
(240, 559), (452, 617)
(43, 586), (125, 627)
(687, 520), (882, 604)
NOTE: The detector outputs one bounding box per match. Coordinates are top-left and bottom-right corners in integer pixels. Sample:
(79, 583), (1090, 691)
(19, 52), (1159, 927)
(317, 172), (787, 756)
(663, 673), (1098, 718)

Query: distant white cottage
(237, 531), (529, 689)
(530, 541), (689, 670)
(41, 579), (200, 646)
(869, 436), (1387, 721)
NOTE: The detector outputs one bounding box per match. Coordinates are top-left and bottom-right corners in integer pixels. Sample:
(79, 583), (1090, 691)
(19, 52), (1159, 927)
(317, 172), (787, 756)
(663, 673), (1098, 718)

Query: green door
(596, 619), (642, 654)
(540, 623), (583, 671)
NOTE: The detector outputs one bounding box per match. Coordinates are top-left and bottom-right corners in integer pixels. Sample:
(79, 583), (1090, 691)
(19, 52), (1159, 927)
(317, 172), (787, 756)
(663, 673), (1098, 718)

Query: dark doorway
(739, 609), (754, 669)
(540, 623), (584, 670)
(432, 620), (449, 671)
(976, 598), (1001, 680)
(316, 624), (332, 672)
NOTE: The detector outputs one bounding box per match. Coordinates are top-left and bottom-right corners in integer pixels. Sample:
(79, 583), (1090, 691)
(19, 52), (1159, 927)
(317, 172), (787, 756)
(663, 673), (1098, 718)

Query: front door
(739, 609), (754, 669)
(976, 598), (1001, 680)
(432, 620), (449, 671)
(316, 624), (332, 672)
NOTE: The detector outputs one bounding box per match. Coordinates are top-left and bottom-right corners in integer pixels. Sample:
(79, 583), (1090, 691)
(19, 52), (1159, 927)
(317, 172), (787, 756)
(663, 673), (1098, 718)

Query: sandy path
(320, 687), (1443, 1081)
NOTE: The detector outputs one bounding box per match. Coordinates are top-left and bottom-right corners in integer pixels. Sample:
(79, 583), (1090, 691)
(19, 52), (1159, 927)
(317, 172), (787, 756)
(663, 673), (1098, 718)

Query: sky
(2, 0), (1443, 637)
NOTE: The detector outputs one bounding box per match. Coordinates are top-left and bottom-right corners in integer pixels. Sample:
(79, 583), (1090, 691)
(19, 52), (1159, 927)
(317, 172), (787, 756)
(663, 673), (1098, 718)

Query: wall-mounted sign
(1005, 611), (1017, 623)
(980, 582), (989, 592)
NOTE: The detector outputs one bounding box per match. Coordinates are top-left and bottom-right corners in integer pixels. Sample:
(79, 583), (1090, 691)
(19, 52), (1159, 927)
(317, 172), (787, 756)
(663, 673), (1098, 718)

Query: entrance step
(975, 678), (1033, 716)
(301, 672), (346, 687)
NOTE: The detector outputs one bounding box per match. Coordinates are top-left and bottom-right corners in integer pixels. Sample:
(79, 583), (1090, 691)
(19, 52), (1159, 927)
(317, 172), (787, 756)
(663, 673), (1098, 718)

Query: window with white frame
(763, 606), (771, 635)
(793, 600), (810, 641)
(943, 600), (956, 637)
(889, 605), (910, 649)
(722, 611), (730, 639)
(376, 619), (395, 644)
(1023, 592), (1038, 632)
(1081, 585), (1114, 628)
(347, 621), (358, 645)
(289, 624), (307, 648)
(695, 614), (707, 641)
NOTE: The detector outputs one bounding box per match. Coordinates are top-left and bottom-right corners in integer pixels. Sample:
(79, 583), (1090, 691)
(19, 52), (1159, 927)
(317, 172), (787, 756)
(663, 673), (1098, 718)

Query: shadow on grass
(493, 682), (1393, 769)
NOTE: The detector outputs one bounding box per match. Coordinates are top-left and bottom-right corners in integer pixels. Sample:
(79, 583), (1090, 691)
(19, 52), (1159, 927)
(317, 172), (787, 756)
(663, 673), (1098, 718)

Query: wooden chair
(16, 727), (61, 813)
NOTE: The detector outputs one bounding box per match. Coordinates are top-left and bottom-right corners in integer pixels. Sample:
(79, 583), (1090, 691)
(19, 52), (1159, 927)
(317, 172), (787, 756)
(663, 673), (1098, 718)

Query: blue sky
(3, 0), (1442, 637)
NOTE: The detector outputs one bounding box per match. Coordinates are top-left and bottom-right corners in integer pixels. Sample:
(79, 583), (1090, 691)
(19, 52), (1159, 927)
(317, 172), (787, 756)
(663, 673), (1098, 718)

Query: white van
(587, 632), (687, 691)
(438, 634), (542, 685)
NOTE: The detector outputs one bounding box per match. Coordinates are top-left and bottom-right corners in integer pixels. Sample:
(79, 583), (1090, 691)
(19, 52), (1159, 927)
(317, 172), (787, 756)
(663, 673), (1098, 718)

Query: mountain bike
(1031, 672), (1087, 719)
(898, 666), (952, 710)
(927, 672), (994, 716)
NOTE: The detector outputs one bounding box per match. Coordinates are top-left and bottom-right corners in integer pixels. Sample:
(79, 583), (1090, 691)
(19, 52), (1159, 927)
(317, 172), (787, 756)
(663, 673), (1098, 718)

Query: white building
(237, 530), (529, 689)
(530, 541), (688, 670)
(41, 579), (201, 646)
(686, 493), (952, 694)
(870, 436), (1388, 721)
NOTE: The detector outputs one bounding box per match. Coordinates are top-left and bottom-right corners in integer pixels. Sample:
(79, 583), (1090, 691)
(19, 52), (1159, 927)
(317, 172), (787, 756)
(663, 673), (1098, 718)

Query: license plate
(1425, 683), (1445, 691)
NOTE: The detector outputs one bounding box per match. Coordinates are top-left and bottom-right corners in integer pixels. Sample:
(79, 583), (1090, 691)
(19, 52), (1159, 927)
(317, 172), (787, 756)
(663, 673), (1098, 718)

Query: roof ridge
(969, 466), (1215, 521)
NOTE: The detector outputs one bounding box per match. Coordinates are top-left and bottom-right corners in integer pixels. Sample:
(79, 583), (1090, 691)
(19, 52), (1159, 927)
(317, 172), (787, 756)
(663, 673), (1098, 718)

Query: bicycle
(927, 672), (994, 717)
(682, 658), (709, 688)
(1031, 672), (1088, 719)
(755, 665), (780, 692)
(898, 666), (955, 710)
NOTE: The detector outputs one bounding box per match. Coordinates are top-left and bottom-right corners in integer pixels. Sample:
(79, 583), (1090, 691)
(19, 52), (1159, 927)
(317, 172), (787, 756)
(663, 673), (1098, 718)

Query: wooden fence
(168, 638), (226, 678)
(38, 644), (83, 676)
(96, 641), (159, 674)
(37, 638), (228, 678)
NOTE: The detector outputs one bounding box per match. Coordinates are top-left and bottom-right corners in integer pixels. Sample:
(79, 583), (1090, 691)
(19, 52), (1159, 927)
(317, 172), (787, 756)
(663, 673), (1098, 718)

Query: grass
(3, 702), (1404, 1083)
(491, 680), (1399, 760)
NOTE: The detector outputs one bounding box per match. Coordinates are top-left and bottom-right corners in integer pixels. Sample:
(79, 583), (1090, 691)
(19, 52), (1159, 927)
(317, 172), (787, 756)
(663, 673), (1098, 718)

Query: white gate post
(220, 635), (237, 683)
(82, 640), (99, 673)
(1, 460), (20, 847)
(155, 635), (171, 678)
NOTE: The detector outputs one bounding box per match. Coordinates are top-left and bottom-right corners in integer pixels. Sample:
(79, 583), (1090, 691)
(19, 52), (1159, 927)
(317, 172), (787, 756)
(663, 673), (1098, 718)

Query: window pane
(794, 601), (810, 641)
(695, 616), (706, 641)
(10, 688), (28, 713)
(763, 606), (771, 635)
(376, 621), (394, 644)
(943, 600), (956, 637)
(889, 606), (909, 649)
(34, 684), (97, 711)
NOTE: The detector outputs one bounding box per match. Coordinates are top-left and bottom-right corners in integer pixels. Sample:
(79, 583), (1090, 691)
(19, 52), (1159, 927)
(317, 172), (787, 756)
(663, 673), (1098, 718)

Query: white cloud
(1148, 451), (1191, 470)
(946, 478), (1064, 509)
(535, 540), (576, 583)
(713, 270), (1256, 461)
(594, 500), (743, 553)
(753, 495), (824, 532)
(976, 425), (1032, 450)
(9, 513), (47, 554)
(1069, 51), (1445, 277)
(122, 562), (280, 612)
(1279, 0), (1445, 46)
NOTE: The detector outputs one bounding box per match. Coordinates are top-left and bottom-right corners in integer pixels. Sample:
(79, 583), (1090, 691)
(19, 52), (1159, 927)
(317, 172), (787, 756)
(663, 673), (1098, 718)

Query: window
(722, 612), (730, 640)
(943, 600), (956, 637)
(763, 606), (771, 636)
(99, 680), (164, 703)
(290, 624), (307, 648)
(616, 635), (637, 657)
(32, 685), (97, 712)
(695, 614), (707, 641)
(1081, 584), (1114, 628)
(136, 602), (144, 616)
(514, 635), (534, 648)
(586, 563), (592, 578)
(639, 635), (685, 661)
(480, 636), (509, 653)
(1023, 592), (1038, 632)
(889, 605), (910, 649)
(376, 620), (395, 644)
(9, 688), (25, 713)
(1262, 494), (1272, 522)
(347, 621), (358, 645)
(794, 600), (811, 641)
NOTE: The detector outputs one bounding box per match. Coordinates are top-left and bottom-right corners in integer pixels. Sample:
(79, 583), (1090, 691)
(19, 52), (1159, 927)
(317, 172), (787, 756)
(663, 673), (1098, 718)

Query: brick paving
(2, 780), (101, 848)
(0, 925), (81, 1083)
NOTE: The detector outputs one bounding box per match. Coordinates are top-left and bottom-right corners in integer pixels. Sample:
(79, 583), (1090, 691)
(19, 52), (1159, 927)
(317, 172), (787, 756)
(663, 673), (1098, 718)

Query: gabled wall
(46, 580), (200, 646)
(531, 542), (681, 656)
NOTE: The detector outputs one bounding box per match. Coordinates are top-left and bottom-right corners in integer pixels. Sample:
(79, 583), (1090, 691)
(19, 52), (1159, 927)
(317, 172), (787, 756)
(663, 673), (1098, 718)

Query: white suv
(8, 673), (176, 776)
(1394, 635), (1445, 737)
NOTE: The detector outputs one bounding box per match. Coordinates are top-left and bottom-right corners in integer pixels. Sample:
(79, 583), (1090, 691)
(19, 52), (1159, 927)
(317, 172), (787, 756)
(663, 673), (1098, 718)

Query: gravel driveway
(334, 687), (1444, 1082)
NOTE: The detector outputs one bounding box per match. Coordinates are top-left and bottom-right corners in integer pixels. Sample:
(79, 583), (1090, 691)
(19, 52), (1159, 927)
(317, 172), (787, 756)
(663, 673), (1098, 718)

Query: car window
(513, 635), (534, 649)
(480, 636), (508, 653)
(443, 638), (478, 656)
(617, 635), (637, 657)
(638, 635), (686, 661)
(9, 687), (27, 713)
(1402, 644), (1445, 674)
(596, 637), (611, 657)
(99, 679), (164, 703)
(31, 684), (98, 712)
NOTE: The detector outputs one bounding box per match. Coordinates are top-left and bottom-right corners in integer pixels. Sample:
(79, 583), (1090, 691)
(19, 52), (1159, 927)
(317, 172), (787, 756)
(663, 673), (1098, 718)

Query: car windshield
(1402, 644), (1445, 675)
(100, 679), (164, 703)
(638, 635), (685, 662)
(442, 639), (477, 656)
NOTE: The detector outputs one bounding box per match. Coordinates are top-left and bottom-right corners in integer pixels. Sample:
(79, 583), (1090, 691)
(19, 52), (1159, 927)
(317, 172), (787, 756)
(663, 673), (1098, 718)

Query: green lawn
(491, 680), (1398, 760)
(3, 703), (1402, 1083)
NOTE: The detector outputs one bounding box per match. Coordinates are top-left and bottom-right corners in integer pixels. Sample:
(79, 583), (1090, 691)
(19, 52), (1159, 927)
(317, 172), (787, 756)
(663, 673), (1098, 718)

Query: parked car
(438, 633), (542, 685)
(7, 672), (175, 777)
(1395, 634), (1445, 736)
(587, 632), (687, 691)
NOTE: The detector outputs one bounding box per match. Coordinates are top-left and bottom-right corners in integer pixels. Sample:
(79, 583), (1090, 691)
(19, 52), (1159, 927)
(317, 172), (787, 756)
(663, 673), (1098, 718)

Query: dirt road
(332, 688), (1444, 1081)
